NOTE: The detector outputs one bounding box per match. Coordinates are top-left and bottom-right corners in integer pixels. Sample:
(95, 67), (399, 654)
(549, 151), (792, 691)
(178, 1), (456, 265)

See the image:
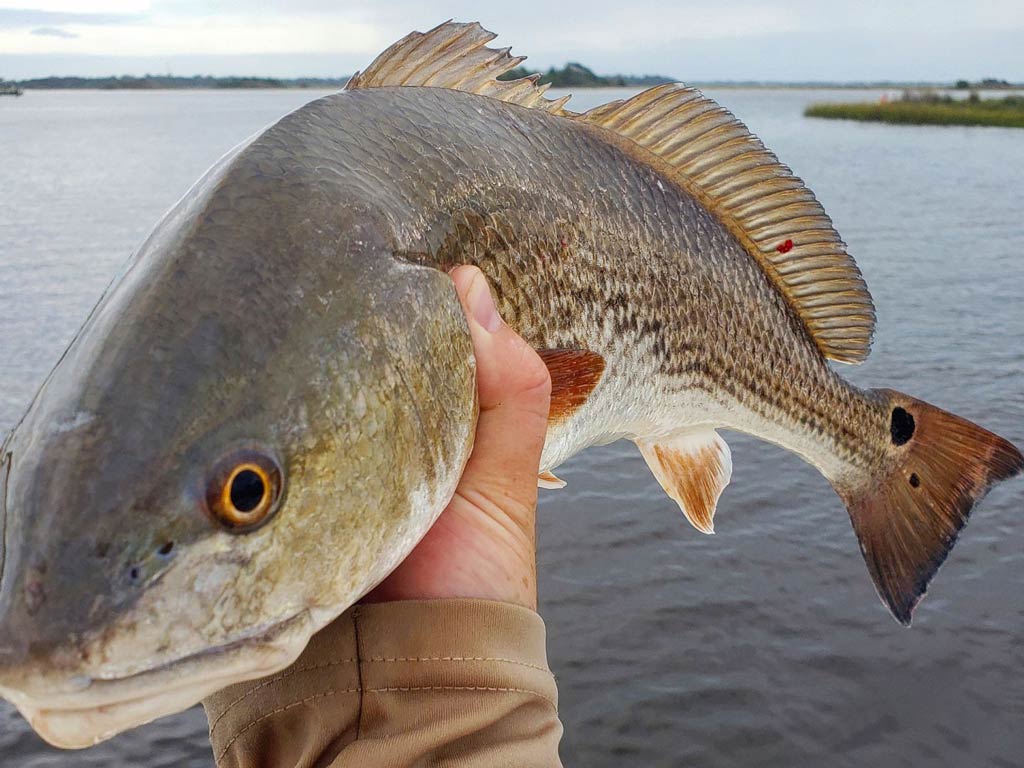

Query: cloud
(1, 1), (1022, 81)
(0, 14), (386, 57)
(0, 1), (149, 11)
(0, 9), (139, 28)
(30, 26), (77, 38)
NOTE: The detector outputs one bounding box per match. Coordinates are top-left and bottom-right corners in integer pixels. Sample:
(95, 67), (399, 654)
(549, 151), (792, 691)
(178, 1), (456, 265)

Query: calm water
(0, 88), (1022, 767)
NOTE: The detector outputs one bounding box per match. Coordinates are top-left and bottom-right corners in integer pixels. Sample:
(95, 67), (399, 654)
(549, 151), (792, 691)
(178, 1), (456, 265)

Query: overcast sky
(2, 1), (1022, 82)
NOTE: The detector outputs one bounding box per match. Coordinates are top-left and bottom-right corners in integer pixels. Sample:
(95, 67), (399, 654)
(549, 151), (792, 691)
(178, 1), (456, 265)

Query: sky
(1, 0), (1022, 82)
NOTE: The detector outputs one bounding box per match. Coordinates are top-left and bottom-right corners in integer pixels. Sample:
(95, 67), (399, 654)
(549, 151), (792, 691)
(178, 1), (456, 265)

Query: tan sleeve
(204, 599), (562, 768)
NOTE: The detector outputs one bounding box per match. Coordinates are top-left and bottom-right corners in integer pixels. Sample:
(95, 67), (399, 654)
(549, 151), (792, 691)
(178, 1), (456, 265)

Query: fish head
(0, 138), (477, 747)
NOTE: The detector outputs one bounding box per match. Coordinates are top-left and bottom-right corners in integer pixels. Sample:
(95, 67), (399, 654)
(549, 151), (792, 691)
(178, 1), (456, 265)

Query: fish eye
(205, 449), (283, 532)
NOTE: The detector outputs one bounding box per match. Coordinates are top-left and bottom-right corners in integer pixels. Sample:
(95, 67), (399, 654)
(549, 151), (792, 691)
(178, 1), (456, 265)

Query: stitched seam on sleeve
(206, 658), (357, 736)
(366, 685), (557, 710)
(215, 688), (361, 765)
(364, 656), (551, 673)
(352, 606), (366, 741)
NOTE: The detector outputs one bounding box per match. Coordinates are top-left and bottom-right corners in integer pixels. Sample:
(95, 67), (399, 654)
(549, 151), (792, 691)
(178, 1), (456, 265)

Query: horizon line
(7, 75), (1023, 88)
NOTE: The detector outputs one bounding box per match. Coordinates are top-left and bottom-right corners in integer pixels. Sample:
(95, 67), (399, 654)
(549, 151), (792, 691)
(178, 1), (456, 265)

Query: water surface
(1, 88), (1022, 767)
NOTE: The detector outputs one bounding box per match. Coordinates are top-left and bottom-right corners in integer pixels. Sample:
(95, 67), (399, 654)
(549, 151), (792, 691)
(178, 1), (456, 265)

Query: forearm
(204, 599), (562, 768)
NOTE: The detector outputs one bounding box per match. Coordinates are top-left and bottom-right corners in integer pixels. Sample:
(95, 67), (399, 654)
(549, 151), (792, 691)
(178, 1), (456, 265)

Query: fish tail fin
(833, 390), (1022, 626)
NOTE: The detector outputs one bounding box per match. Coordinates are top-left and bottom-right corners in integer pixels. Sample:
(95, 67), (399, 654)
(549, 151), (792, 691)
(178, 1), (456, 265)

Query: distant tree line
(12, 75), (349, 90)
(498, 62), (674, 87)
(954, 78), (1016, 90)
(10, 64), (676, 91)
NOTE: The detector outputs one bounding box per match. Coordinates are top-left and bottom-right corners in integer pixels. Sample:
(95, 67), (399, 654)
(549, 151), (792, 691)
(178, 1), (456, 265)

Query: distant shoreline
(6, 73), (1022, 93)
(10, 83), (1024, 92)
(9, 76), (350, 91)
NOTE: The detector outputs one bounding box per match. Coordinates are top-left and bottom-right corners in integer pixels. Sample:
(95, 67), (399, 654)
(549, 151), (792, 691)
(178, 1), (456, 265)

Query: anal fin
(636, 430), (733, 534)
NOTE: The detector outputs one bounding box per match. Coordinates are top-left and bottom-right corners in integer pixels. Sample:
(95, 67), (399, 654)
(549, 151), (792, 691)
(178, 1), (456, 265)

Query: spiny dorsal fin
(581, 84), (875, 364)
(345, 20), (571, 115)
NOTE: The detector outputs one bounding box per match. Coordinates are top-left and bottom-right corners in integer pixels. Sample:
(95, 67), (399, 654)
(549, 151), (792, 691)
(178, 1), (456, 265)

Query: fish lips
(0, 607), (316, 749)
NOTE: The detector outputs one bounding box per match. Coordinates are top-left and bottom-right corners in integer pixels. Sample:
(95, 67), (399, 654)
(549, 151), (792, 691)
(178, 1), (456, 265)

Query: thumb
(450, 265), (552, 518)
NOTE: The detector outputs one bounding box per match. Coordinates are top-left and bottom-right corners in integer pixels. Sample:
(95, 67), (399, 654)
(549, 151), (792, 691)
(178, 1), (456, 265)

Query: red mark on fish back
(776, 239), (794, 254)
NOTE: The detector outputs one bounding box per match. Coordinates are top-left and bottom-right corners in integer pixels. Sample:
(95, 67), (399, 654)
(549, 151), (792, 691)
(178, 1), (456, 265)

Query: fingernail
(469, 273), (502, 333)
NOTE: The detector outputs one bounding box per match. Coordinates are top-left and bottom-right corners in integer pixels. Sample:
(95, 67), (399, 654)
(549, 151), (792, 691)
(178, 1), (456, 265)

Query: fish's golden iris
(206, 450), (283, 531)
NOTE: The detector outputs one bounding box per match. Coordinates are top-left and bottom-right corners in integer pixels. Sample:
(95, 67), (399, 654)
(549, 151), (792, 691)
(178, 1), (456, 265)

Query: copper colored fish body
(0, 21), (1020, 748)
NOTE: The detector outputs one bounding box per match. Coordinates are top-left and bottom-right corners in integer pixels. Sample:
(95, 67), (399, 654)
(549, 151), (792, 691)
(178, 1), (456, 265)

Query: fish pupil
(230, 469), (265, 513)
(890, 407), (915, 446)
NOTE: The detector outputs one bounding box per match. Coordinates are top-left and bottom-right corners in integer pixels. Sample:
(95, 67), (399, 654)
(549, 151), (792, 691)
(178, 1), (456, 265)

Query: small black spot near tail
(890, 406), (915, 445)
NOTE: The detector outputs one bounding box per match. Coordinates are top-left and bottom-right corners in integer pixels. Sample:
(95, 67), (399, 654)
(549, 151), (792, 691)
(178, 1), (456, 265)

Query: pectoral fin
(536, 348), (605, 425)
(538, 470), (566, 490)
(636, 430), (733, 534)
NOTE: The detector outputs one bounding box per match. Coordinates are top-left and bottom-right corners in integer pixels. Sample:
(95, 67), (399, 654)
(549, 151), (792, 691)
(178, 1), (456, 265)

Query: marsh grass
(805, 94), (1024, 128)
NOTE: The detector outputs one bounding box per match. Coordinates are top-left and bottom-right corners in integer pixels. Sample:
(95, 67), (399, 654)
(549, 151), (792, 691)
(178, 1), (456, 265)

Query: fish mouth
(0, 609), (316, 749)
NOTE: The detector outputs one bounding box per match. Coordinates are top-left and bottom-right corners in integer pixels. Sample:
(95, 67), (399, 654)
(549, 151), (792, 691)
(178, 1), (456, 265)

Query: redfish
(0, 21), (1019, 748)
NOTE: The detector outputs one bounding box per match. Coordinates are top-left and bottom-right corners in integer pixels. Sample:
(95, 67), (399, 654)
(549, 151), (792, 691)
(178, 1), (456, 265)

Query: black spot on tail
(891, 407), (915, 445)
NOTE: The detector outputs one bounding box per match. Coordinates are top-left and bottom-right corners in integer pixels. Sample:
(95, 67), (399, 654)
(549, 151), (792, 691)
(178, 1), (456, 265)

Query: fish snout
(0, 446), (24, 669)
(0, 560), (58, 672)
(0, 564), (57, 680)
(0, 563), (92, 704)
(0, 634), (93, 719)
(0, 441), (9, 591)
(0, 615), (28, 684)
(0, 446), (33, 672)
(0, 445), (96, 680)
(0, 627), (30, 690)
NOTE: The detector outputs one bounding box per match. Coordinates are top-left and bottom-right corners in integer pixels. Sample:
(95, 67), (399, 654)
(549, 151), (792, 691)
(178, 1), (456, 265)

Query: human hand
(364, 266), (552, 610)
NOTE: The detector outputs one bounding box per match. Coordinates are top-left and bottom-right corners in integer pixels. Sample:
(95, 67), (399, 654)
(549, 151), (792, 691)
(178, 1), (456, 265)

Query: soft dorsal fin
(580, 85), (875, 364)
(349, 21), (875, 364)
(346, 20), (570, 114)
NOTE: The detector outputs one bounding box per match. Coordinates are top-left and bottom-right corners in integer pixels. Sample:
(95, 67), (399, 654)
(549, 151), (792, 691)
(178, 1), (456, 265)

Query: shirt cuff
(204, 599), (557, 766)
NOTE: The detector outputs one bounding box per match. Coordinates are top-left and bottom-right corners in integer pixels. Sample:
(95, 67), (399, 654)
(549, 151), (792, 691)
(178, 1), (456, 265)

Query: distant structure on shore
(1, 80), (23, 96)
